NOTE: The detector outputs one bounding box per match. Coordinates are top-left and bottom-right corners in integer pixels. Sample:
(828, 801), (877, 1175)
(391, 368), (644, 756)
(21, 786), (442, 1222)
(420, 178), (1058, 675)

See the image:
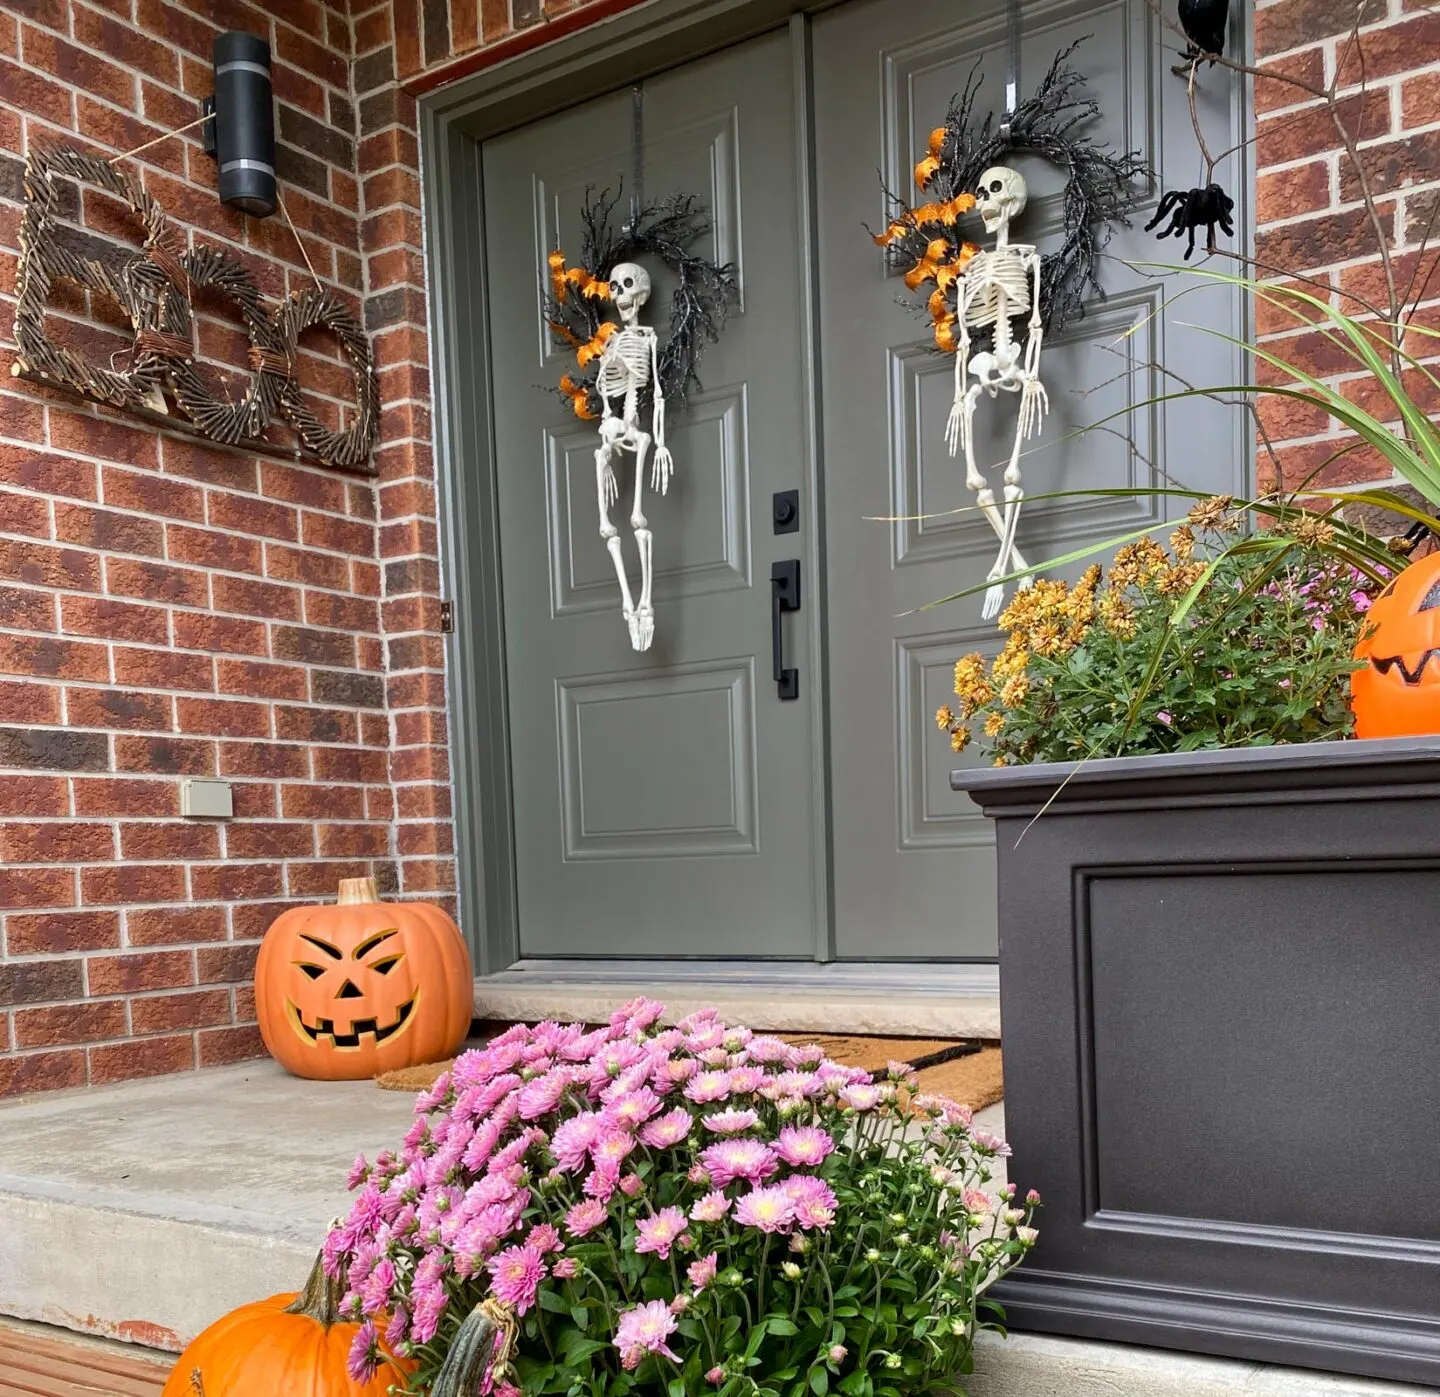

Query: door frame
(419, 0), (1255, 975)
(420, 0), (837, 973)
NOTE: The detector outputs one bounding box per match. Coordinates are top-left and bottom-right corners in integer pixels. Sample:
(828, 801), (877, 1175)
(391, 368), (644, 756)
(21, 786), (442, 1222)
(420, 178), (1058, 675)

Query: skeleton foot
(630, 606), (655, 652)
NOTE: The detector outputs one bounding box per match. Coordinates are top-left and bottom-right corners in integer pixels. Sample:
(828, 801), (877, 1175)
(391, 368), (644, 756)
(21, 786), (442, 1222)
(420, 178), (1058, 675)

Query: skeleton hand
(945, 396), (964, 457)
(601, 460), (619, 509)
(651, 445), (674, 496)
(1018, 377), (1048, 440)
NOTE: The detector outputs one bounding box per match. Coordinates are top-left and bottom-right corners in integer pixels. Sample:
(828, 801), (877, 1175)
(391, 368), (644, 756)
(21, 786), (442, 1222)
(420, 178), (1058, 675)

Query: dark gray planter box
(953, 737), (1440, 1388)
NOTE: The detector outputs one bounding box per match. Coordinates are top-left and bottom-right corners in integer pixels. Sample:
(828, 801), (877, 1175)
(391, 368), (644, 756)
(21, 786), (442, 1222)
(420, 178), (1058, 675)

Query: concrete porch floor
(0, 1062), (1428, 1397)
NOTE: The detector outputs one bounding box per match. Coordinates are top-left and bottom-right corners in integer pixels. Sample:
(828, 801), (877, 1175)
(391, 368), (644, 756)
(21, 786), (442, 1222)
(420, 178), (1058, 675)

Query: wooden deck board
(0, 1321), (169, 1397)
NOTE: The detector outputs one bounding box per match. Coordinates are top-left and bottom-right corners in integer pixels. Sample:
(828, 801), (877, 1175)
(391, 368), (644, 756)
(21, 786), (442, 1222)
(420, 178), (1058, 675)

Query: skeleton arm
(944, 279), (973, 457)
(649, 331), (673, 495)
(1018, 249), (1048, 440)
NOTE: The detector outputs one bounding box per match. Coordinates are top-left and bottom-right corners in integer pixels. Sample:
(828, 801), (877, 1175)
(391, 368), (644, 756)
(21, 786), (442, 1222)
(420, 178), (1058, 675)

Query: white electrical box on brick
(182, 777), (234, 819)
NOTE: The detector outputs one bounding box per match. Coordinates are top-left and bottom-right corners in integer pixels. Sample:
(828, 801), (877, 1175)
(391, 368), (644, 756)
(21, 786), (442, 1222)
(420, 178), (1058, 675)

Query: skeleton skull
(976, 166), (1028, 235)
(608, 262), (652, 318)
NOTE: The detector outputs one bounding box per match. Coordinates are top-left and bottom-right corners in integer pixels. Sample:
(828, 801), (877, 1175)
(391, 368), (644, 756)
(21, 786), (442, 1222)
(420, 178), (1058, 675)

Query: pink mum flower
(764, 1070), (822, 1099)
(685, 1071), (733, 1104)
(526, 1222), (563, 1254)
(780, 1175), (837, 1230)
(700, 1138), (778, 1189)
(635, 1206), (688, 1260)
(962, 1189), (994, 1215)
(726, 1066), (766, 1094)
(639, 1106), (693, 1148)
(776, 1125), (833, 1166)
(347, 1320), (379, 1382)
(706, 1367), (726, 1386)
(689, 1189), (732, 1223)
(584, 1168), (619, 1202)
(704, 1108), (759, 1135)
(518, 1070), (571, 1119)
(733, 1184), (796, 1233)
(619, 1172), (645, 1197)
(487, 1243), (546, 1315)
(565, 1198), (607, 1237)
(687, 1252), (718, 1291)
(743, 1035), (795, 1064)
(552, 1256), (579, 1279)
(591, 1130), (637, 1172)
(551, 1112), (605, 1172)
(614, 1300), (680, 1370)
(605, 1087), (664, 1130)
(973, 1129), (1013, 1158)
(652, 1056), (699, 1090)
(838, 1083), (883, 1110)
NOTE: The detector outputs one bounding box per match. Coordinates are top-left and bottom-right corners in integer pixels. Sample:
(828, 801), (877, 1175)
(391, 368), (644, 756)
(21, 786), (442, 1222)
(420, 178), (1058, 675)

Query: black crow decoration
(1174, 0), (1230, 74)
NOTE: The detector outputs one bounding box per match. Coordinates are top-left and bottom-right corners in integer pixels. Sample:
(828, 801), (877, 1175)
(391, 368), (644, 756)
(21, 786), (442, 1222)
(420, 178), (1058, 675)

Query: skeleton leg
(958, 383), (1031, 620)
(988, 411), (1034, 621)
(630, 430), (655, 653)
(596, 442), (637, 639)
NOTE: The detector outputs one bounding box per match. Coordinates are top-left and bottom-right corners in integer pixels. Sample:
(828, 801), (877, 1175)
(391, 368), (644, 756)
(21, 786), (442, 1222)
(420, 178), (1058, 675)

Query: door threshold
(473, 960), (1000, 1039)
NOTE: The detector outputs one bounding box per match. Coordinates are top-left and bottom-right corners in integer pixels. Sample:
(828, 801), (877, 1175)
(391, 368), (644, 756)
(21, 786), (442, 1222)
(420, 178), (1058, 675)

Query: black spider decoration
(1145, 183), (1235, 259)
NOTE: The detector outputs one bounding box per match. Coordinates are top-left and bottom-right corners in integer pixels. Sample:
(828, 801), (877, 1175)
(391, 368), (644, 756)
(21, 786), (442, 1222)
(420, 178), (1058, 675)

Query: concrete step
(474, 961), (1002, 1038)
(968, 1332), (1432, 1395)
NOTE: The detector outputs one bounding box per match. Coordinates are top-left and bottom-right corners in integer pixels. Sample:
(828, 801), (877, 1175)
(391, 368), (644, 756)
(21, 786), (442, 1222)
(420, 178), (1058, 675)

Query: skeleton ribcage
(962, 250), (1032, 330)
(596, 329), (653, 399)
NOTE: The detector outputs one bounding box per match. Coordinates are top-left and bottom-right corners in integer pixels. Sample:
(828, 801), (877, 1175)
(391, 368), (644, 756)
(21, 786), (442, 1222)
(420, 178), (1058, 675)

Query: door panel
(814, 0), (1246, 958)
(483, 30), (823, 958)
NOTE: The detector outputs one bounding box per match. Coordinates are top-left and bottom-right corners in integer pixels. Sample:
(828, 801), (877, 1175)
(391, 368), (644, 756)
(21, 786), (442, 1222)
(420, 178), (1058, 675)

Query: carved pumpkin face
(255, 879), (473, 1080)
(1351, 553), (1440, 739)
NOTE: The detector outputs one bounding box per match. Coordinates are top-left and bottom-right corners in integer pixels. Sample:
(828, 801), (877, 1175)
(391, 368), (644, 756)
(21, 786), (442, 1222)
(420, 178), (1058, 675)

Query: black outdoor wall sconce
(202, 32), (276, 218)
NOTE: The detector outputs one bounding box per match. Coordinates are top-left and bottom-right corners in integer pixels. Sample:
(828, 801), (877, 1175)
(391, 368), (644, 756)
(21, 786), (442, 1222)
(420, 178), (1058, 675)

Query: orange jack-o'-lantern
(255, 877), (473, 1080)
(1352, 553), (1440, 739)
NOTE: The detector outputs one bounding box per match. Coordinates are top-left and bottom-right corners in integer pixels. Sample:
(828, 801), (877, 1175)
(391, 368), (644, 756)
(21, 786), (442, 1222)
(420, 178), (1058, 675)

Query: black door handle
(770, 559), (800, 701)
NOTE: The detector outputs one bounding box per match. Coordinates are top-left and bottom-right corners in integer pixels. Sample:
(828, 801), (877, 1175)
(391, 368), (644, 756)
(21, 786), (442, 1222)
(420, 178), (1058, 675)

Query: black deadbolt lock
(773, 489), (799, 535)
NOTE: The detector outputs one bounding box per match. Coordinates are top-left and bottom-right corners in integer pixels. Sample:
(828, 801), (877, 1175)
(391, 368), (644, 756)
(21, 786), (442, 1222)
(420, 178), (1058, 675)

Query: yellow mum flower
(935, 705), (955, 730)
(950, 725), (972, 754)
(1169, 525), (1196, 561)
(983, 711), (1006, 737)
(1000, 674), (1030, 708)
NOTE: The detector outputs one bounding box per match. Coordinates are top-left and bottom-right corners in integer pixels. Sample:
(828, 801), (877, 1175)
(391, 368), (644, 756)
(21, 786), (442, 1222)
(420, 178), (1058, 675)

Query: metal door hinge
(440, 600), (454, 633)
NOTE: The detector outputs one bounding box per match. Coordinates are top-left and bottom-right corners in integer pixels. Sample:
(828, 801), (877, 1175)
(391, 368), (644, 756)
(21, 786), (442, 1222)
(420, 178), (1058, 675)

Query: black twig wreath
(544, 187), (739, 421)
(876, 39), (1149, 354)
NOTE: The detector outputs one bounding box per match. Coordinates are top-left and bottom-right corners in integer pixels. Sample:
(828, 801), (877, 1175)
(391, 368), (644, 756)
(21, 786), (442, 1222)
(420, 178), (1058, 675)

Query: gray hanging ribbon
(1000, 0), (1021, 142)
(627, 84), (645, 230)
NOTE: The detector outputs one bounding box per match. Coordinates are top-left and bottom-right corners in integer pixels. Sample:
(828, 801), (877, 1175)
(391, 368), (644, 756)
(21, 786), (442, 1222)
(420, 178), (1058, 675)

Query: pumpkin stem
(430, 1300), (519, 1397)
(336, 876), (380, 906)
(282, 1249), (347, 1328)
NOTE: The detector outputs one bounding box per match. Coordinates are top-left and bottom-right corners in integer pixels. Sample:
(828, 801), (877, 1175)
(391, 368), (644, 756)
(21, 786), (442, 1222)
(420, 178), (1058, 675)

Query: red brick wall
(0, 0), (453, 1097)
(1254, 0), (1440, 493)
(384, 0), (644, 90)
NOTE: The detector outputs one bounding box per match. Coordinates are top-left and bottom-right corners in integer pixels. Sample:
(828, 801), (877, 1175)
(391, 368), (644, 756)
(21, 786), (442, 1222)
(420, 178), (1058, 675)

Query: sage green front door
(482, 30), (825, 958)
(477, 1), (1245, 962)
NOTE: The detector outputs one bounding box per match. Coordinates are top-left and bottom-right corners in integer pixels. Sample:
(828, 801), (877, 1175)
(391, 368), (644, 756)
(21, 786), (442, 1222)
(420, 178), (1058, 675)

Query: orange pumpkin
(256, 876), (473, 1080)
(1352, 552), (1440, 739)
(161, 1251), (412, 1397)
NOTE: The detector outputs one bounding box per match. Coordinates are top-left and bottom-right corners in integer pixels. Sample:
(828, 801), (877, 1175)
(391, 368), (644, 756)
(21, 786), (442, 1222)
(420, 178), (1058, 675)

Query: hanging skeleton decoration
(946, 167), (1047, 620)
(545, 188), (739, 653)
(593, 262), (673, 652)
(874, 41), (1147, 620)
